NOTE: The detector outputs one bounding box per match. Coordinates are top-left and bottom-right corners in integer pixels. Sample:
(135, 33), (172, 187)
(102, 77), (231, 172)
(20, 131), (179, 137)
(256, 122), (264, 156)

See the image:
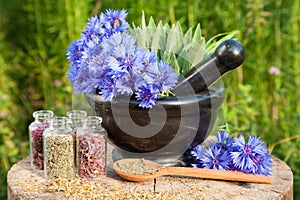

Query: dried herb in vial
(29, 110), (53, 171)
(31, 123), (48, 170)
(76, 116), (107, 179)
(44, 134), (75, 179)
(77, 134), (106, 179)
(43, 116), (74, 179)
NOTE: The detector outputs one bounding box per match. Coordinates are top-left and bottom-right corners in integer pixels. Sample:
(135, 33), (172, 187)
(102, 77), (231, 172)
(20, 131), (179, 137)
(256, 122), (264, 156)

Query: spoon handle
(162, 167), (272, 184)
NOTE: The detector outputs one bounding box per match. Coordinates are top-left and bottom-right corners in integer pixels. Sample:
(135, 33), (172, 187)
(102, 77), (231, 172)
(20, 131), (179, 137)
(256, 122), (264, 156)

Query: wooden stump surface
(7, 144), (293, 200)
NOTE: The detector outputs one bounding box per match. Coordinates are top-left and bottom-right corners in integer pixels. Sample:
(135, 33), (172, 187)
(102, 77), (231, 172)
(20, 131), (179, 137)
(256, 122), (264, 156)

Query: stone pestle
(173, 39), (245, 95)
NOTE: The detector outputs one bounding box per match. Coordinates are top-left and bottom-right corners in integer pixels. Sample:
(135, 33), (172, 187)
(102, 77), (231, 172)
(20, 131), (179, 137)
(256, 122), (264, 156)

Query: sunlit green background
(0, 0), (299, 199)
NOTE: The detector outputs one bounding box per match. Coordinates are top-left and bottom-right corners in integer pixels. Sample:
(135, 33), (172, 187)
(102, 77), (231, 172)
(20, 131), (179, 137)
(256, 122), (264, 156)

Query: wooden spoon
(113, 158), (272, 184)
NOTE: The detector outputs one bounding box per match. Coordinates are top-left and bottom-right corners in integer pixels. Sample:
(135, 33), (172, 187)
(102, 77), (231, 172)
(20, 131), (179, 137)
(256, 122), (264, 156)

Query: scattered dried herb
(45, 177), (205, 199)
(117, 159), (159, 175)
(30, 122), (49, 170)
(76, 134), (106, 179)
(44, 134), (74, 179)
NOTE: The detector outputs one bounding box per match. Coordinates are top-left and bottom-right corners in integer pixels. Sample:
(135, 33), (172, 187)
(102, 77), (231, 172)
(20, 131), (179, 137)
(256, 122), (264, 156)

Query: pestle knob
(173, 39), (245, 95)
(215, 39), (245, 72)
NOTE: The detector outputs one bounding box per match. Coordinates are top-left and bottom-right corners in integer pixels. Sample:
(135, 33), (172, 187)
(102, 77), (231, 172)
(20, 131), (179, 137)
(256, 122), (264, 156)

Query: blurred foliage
(0, 0), (299, 199)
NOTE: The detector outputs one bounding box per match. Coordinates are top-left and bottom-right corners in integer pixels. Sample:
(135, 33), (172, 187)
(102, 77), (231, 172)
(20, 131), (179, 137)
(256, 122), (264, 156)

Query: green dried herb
(117, 159), (159, 175)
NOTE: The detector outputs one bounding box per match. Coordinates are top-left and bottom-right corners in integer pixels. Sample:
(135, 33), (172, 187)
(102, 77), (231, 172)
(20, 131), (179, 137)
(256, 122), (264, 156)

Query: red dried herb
(31, 122), (49, 170)
(77, 134), (106, 179)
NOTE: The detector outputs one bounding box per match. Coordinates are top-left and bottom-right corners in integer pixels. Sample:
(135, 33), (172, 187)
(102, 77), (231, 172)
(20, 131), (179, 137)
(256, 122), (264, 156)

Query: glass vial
(76, 116), (107, 179)
(66, 110), (87, 170)
(29, 110), (54, 171)
(66, 110), (87, 131)
(43, 116), (74, 179)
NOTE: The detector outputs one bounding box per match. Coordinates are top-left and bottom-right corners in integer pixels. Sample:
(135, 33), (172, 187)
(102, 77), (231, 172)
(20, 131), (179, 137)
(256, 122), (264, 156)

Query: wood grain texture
(7, 144), (293, 200)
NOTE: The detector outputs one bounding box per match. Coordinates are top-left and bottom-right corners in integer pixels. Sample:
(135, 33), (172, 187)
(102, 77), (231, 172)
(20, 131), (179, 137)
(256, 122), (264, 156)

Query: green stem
(268, 134), (300, 153)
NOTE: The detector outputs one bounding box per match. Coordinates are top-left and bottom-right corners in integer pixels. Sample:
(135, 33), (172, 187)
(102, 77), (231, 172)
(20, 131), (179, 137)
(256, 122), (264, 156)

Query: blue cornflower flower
(67, 65), (79, 85)
(98, 76), (118, 101)
(79, 9), (129, 49)
(103, 9), (129, 33)
(118, 54), (137, 73)
(102, 33), (144, 75)
(157, 61), (179, 92)
(88, 52), (107, 69)
(230, 135), (272, 175)
(66, 40), (83, 64)
(190, 145), (204, 168)
(206, 131), (235, 170)
(136, 84), (159, 109)
(81, 16), (102, 44)
(146, 61), (178, 92)
(115, 76), (134, 96)
(73, 67), (100, 94)
(66, 40), (84, 83)
(251, 153), (272, 176)
(135, 48), (157, 70)
(201, 146), (232, 170)
(213, 130), (234, 152)
(81, 41), (101, 62)
(102, 32), (136, 56)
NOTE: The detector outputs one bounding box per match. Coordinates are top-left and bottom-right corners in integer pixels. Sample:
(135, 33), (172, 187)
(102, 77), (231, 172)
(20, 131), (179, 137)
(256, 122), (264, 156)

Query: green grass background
(0, 0), (299, 199)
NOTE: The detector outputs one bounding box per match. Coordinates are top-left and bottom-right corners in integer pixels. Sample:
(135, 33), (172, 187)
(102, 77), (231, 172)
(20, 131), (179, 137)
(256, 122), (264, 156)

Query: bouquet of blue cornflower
(66, 9), (178, 108)
(66, 9), (237, 108)
(189, 131), (272, 176)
